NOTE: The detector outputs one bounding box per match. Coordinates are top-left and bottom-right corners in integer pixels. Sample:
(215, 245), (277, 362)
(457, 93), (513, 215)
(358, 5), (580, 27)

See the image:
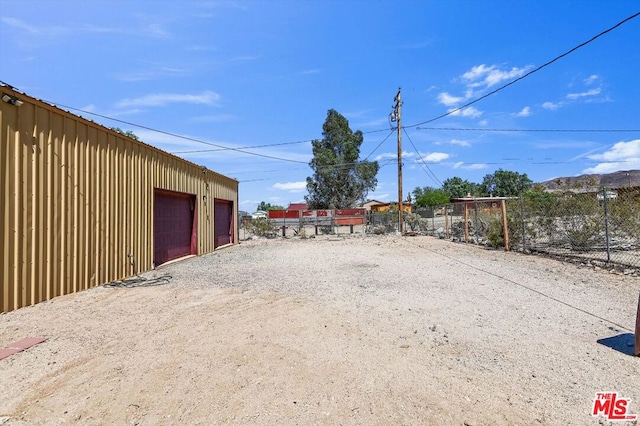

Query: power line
(42, 98), (399, 165)
(363, 130), (395, 161)
(416, 127), (640, 133)
(41, 101), (310, 164)
(5, 11), (638, 170)
(172, 139), (313, 154)
(406, 11), (640, 129)
(403, 128), (443, 187)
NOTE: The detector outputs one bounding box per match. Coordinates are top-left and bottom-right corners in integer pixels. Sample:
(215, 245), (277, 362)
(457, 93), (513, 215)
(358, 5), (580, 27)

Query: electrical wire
(416, 127), (640, 133)
(403, 128), (443, 187)
(172, 139), (313, 154)
(406, 11), (640, 129)
(38, 101), (310, 164)
(363, 130), (395, 161)
(5, 11), (638, 170)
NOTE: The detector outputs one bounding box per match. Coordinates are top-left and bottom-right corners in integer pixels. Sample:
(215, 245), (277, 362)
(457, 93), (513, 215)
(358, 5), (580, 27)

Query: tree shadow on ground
(597, 333), (637, 356)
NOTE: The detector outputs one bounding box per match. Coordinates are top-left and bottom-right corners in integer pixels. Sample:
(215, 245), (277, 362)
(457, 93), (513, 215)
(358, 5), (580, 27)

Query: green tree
(415, 189), (450, 207)
(480, 169), (532, 197)
(305, 109), (379, 209)
(442, 177), (478, 198)
(111, 127), (140, 141)
(412, 186), (435, 200)
(256, 201), (284, 211)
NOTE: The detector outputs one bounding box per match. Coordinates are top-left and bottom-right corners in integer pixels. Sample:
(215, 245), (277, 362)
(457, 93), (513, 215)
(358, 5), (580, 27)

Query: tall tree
(480, 169), (532, 196)
(415, 189), (450, 207)
(412, 186), (436, 200)
(442, 177), (478, 198)
(111, 127), (140, 141)
(305, 110), (379, 209)
(256, 201), (284, 211)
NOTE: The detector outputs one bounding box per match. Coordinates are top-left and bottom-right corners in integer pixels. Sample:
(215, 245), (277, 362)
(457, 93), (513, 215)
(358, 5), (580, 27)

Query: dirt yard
(1, 235), (639, 425)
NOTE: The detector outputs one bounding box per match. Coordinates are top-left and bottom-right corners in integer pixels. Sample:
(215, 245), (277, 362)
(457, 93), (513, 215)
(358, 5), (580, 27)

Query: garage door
(154, 189), (197, 266)
(214, 199), (233, 248)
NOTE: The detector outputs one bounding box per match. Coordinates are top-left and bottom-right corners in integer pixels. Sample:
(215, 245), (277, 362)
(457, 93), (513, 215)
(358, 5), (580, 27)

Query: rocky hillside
(540, 169), (639, 192)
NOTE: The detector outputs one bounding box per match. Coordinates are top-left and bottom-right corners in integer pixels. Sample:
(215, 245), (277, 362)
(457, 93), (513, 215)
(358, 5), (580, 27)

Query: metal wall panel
(0, 89), (239, 313)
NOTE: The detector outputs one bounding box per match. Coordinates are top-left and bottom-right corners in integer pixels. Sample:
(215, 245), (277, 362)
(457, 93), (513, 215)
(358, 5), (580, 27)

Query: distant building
(359, 199), (386, 211)
(370, 202), (413, 214)
(251, 210), (268, 219)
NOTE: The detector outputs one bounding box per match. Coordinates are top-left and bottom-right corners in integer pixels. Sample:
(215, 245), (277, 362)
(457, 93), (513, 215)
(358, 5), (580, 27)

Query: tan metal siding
(1, 90), (238, 313)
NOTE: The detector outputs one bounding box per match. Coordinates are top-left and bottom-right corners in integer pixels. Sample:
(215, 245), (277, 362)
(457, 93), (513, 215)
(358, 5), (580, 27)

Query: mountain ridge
(539, 169), (639, 192)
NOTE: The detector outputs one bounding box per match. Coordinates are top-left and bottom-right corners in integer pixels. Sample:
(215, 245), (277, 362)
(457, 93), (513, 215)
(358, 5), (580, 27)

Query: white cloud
(1, 17), (39, 34)
(479, 119), (488, 126)
(448, 106), (482, 118)
(272, 181), (307, 192)
(437, 92), (465, 106)
(542, 101), (561, 111)
(436, 64), (531, 112)
(583, 140), (640, 174)
(452, 162), (489, 170)
(417, 152), (449, 163)
(566, 88), (601, 100)
(461, 64), (533, 88)
(587, 140), (639, 161)
(512, 106), (531, 117)
(116, 91), (220, 108)
(584, 74), (599, 85)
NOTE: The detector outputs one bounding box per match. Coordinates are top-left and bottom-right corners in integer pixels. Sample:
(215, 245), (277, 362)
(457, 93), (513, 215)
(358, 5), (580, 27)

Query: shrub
(246, 218), (276, 237)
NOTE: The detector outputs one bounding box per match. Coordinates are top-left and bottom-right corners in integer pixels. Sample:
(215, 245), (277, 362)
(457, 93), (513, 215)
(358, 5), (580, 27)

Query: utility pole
(391, 88), (403, 234)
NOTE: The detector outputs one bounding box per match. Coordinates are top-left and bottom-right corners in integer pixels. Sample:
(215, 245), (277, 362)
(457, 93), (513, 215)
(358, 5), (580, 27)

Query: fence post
(603, 188), (611, 265)
(299, 210), (303, 236)
(464, 203), (469, 243)
(332, 210), (336, 235)
(520, 195), (526, 252)
(635, 292), (640, 356)
(501, 199), (510, 252)
(282, 214), (286, 237)
(445, 205), (450, 239)
(473, 199), (479, 244)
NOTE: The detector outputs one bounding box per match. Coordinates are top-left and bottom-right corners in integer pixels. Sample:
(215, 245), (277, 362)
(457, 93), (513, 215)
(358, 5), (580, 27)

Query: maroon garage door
(154, 189), (197, 266)
(214, 199), (233, 248)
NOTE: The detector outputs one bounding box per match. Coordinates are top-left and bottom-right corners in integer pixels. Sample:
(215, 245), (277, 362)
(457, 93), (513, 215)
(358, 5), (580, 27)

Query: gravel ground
(1, 234), (639, 425)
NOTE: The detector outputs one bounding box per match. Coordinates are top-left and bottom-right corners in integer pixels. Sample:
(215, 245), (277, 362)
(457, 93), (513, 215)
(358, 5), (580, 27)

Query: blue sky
(1, 1), (638, 212)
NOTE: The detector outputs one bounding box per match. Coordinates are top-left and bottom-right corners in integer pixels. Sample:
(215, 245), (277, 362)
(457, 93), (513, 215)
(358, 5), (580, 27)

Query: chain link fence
(240, 190), (639, 268)
(397, 189), (639, 268)
(506, 188), (640, 268)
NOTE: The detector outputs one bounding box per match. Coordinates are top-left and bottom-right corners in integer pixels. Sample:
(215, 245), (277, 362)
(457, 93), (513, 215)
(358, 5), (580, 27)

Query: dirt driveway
(1, 235), (639, 425)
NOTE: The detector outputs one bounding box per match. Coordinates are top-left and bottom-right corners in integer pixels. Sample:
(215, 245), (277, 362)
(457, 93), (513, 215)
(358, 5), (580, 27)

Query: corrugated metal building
(1, 86), (238, 313)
